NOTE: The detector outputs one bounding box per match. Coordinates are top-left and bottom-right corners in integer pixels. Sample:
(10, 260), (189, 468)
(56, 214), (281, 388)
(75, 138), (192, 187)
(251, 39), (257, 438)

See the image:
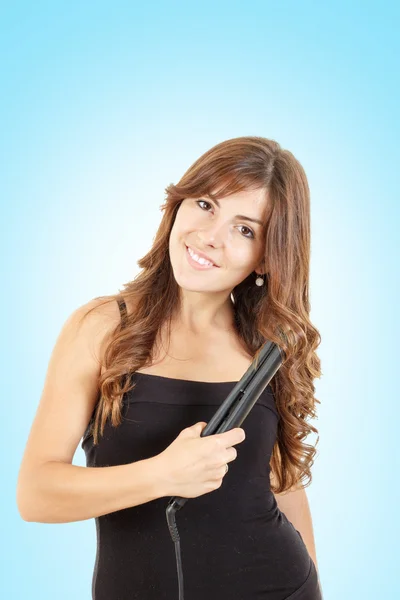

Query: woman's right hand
(154, 421), (246, 498)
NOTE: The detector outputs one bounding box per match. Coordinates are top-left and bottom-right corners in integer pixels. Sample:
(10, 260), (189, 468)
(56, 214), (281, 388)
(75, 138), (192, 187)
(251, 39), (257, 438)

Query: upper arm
(16, 297), (120, 510)
(270, 470), (307, 522)
(270, 468), (304, 495)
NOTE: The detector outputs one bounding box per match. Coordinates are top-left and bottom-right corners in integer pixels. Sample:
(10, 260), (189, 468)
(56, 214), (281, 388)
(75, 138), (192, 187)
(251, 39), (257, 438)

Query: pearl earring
(255, 274), (264, 286)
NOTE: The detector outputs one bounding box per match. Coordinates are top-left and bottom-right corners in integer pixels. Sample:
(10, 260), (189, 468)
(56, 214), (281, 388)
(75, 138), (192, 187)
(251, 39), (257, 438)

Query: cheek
(174, 209), (200, 240)
(225, 243), (255, 264)
(174, 204), (191, 228)
(169, 214), (189, 254)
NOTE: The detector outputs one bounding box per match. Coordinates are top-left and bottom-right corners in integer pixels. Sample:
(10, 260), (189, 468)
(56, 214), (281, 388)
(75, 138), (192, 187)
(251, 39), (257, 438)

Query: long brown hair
(80, 135), (322, 494)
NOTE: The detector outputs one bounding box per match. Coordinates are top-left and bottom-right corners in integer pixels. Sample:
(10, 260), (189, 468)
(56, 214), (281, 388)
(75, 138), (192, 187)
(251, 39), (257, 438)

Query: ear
(254, 255), (267, 275)
(254, 263), (266, 276)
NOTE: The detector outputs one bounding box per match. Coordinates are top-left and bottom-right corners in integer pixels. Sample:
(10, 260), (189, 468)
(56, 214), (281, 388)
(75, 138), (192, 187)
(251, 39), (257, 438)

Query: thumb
(194, 421), (208, 433)
(186, 421), (207, 434)
(181, 421), (207, 438)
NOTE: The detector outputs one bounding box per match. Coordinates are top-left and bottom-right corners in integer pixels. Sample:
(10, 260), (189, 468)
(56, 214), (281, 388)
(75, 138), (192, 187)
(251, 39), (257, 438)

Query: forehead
(210, 187), (267, 204)
(203, 188), (269, 222)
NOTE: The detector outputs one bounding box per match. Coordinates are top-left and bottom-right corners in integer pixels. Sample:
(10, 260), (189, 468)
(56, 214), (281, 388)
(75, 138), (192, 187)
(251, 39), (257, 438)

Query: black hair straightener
(165, 338), (285, 600)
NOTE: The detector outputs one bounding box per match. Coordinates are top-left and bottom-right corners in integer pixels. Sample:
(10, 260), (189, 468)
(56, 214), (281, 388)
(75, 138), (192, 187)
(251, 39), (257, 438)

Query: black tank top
(81, 298), (322, 599)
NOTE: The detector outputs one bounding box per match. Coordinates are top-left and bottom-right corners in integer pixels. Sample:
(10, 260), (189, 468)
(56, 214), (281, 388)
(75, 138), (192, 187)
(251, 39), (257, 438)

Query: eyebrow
(201, 196), (264, 226)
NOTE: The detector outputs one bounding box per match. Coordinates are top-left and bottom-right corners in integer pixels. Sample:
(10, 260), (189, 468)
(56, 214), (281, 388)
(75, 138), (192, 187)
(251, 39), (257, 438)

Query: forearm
(275, 489), (319, 572)
(17, 457), (165, 524)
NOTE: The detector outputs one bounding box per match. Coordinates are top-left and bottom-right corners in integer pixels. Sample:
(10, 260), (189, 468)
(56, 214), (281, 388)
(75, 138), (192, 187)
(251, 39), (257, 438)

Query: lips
(185, 245), (220, 267)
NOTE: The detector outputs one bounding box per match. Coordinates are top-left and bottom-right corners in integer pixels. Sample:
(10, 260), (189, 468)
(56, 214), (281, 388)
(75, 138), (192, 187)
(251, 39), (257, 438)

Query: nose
(196, 221), (231, 246)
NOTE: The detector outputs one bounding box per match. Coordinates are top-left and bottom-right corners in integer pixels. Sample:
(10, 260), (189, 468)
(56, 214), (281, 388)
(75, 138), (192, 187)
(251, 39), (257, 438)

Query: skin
(168, 187), (269, 335)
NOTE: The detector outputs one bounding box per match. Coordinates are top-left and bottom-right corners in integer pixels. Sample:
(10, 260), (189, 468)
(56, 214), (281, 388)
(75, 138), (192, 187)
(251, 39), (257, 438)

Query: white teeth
(187, 246), (214, 266)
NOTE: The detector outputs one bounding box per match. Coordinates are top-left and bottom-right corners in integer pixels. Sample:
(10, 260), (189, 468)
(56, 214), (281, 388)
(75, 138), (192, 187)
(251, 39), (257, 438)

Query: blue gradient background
(1, 1), (398, 598)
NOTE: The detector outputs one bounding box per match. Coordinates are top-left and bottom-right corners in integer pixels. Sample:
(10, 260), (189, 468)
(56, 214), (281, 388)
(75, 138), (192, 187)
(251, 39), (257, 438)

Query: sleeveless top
(81, 298), (322, 600)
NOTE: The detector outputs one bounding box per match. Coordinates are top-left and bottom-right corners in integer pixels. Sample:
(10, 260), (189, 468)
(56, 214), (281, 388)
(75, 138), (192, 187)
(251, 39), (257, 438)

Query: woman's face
(169, 187), (268, 293)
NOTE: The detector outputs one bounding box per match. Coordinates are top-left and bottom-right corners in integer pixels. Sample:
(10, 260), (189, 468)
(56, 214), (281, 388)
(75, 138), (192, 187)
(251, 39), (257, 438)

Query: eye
(237, 225), (255, 239)
(196, 199), (213, 212)
(195, 199), (255, 240)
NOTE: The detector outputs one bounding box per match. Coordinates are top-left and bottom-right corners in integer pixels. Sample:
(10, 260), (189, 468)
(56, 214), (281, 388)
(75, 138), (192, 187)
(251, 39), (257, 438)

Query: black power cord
(166, 506), (185, 599)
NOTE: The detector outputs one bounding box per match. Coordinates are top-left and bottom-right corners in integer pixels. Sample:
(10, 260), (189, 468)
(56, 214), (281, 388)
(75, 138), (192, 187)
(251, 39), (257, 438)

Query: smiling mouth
(185, 244), (219, 268)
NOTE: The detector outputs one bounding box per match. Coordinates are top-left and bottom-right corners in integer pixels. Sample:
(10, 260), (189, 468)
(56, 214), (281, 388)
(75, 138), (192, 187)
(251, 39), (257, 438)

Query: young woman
(17, 136), (323, 599)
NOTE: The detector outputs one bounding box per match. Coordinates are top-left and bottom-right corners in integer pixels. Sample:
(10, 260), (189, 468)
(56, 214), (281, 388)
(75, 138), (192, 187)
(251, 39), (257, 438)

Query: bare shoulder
(74, 296), (124, 366)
